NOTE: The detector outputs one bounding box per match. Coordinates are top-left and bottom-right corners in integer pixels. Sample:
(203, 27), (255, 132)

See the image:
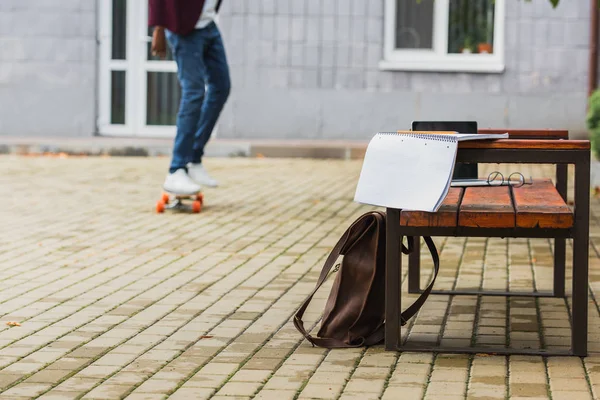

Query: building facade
(0, 0), (592, 140)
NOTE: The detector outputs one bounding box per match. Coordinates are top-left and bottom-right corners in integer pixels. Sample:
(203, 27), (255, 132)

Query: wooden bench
(384, 131), (591, 357)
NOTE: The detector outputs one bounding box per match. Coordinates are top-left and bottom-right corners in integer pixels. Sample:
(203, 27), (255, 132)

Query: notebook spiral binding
(377, 132), (457, 143)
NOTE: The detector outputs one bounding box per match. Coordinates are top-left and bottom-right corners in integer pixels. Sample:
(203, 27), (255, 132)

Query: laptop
(411, 121), (478, 179)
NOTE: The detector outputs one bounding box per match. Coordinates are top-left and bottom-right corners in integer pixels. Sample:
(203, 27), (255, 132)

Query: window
(380, 0), (505, 73)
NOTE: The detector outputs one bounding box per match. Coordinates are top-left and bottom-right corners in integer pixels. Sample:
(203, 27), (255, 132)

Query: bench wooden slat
(459, 139), (590, 150)
(400, 187), (462, 227)
(513, 179), (573, 228)
(478, 129), (568, 139)
(459, 186), (515, 228)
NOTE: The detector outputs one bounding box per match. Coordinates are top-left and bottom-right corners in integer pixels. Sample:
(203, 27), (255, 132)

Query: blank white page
(354, 133), (458, 212)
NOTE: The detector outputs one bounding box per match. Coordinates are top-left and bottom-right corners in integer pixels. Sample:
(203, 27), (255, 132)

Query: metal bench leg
(554, 164), (568, 298)
(385, 208), (401, 351)
(554, 238), (566, 297)
(408, 236), (421, 293)
(572, 157), (590, 357)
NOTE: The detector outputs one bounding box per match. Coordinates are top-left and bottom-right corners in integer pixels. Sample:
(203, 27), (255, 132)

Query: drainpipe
(589, 0), (598, 99)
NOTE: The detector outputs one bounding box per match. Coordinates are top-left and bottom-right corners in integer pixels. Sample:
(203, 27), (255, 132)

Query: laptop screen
(411, 121), (478, 179)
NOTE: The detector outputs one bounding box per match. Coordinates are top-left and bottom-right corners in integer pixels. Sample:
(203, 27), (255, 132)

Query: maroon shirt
(148, 0), (222, 36)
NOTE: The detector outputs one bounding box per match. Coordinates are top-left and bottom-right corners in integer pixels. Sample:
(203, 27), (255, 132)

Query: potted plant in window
(478, 42), (493, 54)
(461, 36), (474, 54)
(477, 5), (494, 54)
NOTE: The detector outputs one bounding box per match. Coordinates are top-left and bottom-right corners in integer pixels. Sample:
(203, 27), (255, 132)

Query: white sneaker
(187, 163), (219, 187)
(163, 169), (201, 194)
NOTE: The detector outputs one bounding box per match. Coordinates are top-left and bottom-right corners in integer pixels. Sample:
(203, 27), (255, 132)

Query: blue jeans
(166, 22), (231, 173)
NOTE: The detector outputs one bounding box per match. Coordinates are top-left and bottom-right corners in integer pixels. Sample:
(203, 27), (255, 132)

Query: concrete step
(0, 136), (369, 159)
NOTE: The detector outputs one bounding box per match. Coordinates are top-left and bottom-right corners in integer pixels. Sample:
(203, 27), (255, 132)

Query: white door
(98, 0), (183, 137)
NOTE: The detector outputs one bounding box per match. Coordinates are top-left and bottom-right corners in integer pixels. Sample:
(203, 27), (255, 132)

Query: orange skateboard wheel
(156, 200), (165, 213)
(192, 201), (201, 213)
(161, 193), (170, 204)
(196, 193), (204, 204)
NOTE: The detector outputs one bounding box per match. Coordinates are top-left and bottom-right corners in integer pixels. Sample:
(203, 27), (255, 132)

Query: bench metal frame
(384, 146), (590, 357)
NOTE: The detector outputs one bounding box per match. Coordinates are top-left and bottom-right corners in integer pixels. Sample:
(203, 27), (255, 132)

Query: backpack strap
(292, 217), (358, 348)
(399, 236), (439, 325)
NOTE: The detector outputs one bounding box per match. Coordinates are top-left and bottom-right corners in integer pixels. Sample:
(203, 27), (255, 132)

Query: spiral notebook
(353, 131), (508, 212)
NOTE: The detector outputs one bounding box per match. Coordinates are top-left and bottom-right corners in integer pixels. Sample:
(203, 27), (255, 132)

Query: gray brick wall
(0, 1), (589, 140)
(0, 0), (97, 137)
(217, 0), (591, 139)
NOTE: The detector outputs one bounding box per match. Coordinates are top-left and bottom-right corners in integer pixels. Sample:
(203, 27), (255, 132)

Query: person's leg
(187, 22), (231, 187)
(167, 29), (208, 173)
(162, 30), (207, 193)
(192, 24), (230, 163)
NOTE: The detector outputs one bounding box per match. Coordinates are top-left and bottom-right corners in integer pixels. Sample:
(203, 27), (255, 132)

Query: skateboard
(156, 191), (204, 214)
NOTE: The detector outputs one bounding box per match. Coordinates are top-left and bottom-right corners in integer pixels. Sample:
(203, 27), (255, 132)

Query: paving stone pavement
(1, 155), (600, 400)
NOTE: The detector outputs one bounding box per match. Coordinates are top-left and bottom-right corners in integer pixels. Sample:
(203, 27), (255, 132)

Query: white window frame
(379, 0), (505, 73)
(98, 0), (180, 138)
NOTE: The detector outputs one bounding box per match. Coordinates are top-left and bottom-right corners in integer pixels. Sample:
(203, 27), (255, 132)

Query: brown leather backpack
(293, 211), (439, 348)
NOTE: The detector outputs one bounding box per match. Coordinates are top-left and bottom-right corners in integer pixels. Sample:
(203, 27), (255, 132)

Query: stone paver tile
(216, 381), (262, 396)
(243, 358), (282, 370)
(168, 388), (213, 400)
(430, 367), (468, 382)
(254, 389), (296, 400)
(199, 362), (239, 375)
(344, 378), (385, 393)
(507, 397), (549, 400)
(359, 352), (397, 368)
(2, 362), (44, 374)
(185, 374), (227, 388)
(397, 353), (434, 364)
(339, 392), (380, 400)
(151, 370), (189, 381)
(77, 365), (121, 378)
(467, 383), (506, 398)
(551, 391), (593, 400)
(308, 371), (348, 384)
(434, 355), (470, 369)
(388, 373), (428, 385)
(25, 369), (73, 384)
(508, 371), (546, 384)
(34, 390), (82, 400)
(68, 347), (108, 359)
(47, 357), (93, 371)
(55, 378), (103, 392)
(549, 377), (589, 392)
(351, 367), (389, 379)
(94, 352), (138, 366)
(123, 394), (166, 400)
(230, 369), (272, 382)
(425, 395), (466, 400)
(1, 383), (52, 397)
(262, 376), (304, 391)
(510, 383), (550, 398)
(299, 383), (344, 399)
(425, 381), (467, 396)
(382, 384), (424, 400)
(0, 374), (23, 389)
(0, 357), (19, 369)
(104, 372), (149, 386)
(82, 384), (133, 399)
(134, 379), (179, 394)
(547, 358), (586, 378)
(284, 354), (323, 366)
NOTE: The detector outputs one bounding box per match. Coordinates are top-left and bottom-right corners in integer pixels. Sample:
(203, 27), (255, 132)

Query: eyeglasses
(486, 171), (533, 188)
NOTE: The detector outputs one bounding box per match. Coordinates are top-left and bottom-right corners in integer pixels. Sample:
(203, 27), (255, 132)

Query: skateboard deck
(156, 191), (204, 214)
